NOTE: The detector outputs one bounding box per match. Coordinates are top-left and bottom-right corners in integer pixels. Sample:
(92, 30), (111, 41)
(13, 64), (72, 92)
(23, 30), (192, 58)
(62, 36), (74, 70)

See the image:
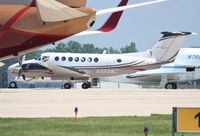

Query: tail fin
(150, 32), (193, 62)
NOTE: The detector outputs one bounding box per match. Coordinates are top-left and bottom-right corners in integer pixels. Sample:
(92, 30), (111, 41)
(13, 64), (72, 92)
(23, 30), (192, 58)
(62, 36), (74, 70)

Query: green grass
(0, 114), (199, 136)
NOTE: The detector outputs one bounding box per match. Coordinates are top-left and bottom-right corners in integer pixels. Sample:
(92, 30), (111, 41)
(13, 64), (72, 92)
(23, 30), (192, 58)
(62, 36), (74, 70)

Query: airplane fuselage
(10, 52), (167, 81)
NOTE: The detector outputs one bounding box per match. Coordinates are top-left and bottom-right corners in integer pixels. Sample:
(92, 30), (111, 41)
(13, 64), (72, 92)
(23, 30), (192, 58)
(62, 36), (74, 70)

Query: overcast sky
(54, 0), (200, 52)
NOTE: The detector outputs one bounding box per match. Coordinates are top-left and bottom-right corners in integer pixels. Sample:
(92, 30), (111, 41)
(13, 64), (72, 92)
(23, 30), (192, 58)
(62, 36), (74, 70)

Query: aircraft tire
(9, 81), (18, 88)
(82, 83), (89, 89)
(165, 83), (177, 89)
(172, 83), (177, 89)
(165, 83), (173, 89)
(64, 83), (71, 89)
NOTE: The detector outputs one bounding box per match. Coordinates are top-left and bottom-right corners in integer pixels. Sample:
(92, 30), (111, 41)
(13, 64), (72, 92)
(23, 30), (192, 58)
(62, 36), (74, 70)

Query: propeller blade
(17, 69), (22, 79)
(22, 74), (26, 81)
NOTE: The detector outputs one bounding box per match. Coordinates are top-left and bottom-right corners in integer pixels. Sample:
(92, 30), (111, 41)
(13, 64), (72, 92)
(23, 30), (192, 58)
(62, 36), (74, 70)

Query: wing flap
(36, 0), (87, 22)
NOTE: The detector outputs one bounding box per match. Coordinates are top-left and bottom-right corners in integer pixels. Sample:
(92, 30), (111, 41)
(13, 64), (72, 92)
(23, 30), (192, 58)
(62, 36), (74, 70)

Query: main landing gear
(81, 82), (91, 89)
(63, 83), (72, 89)
(165, 82), (177, 89)
(62, 82), (91, 89)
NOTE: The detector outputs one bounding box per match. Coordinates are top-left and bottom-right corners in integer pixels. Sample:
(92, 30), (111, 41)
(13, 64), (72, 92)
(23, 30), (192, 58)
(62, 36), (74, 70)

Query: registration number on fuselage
(96, 69), (119, 74)
(188, 55), (200, 59)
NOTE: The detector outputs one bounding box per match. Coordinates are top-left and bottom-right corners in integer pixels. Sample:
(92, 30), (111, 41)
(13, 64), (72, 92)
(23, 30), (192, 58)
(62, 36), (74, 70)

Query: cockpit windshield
(0, 0), (33, 6)
(35, 56), (41, 61)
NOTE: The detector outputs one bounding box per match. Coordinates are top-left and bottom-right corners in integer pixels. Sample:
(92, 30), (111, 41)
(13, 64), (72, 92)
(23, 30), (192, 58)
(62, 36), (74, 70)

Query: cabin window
(68, 57), (73, 62)
(55, 56), (59, 61)
(94, 58), (99, 63)
(81, 57), (86, 62)
(75, 57), (79, 62)
(62, 57), (66, 61)
(117, 59), (122, 63)
(87, 57), (92, 62)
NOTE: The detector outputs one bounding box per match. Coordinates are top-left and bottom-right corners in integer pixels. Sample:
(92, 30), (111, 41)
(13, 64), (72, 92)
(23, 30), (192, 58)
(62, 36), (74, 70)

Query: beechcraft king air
(8, 31), (192, 89)
(0, 0), (166, 60)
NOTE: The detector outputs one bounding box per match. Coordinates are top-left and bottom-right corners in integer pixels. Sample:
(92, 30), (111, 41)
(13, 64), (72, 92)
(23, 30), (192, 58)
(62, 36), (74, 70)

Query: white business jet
(102, 48), (200, 89)
(8, 32), (192, 89)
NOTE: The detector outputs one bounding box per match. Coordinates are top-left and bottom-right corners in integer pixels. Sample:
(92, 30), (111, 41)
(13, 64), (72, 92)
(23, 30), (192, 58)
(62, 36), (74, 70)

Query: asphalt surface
(0, 88), (199, 117)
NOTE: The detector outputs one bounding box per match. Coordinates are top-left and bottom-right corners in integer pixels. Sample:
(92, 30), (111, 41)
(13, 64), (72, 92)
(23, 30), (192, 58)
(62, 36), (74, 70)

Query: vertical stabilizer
(150, 32), (193, 62)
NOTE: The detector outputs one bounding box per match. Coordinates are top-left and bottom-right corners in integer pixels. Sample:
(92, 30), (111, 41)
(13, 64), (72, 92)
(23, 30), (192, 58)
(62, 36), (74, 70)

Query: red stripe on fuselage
(3, 6), (32, 30)
(127, 68), (146, 71)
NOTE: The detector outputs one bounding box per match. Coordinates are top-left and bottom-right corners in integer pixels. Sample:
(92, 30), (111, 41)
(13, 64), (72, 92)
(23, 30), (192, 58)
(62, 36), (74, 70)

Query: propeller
(16, 55), (26, 80)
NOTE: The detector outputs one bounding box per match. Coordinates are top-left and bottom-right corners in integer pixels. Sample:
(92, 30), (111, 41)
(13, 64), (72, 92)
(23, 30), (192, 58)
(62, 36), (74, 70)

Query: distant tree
(108, 47), (120, 54)
(120, 42), (137, 53)
(82, 43), (95, 53)
(190, 46), (200, 48)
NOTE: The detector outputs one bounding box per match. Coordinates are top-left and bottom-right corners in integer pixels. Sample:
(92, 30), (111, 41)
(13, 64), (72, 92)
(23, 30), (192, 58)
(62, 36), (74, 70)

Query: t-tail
(149, 32), (194, 62)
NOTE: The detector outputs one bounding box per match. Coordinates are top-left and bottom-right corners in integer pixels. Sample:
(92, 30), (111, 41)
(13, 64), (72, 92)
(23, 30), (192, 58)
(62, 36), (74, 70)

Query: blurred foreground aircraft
(0, 0), (166, 60)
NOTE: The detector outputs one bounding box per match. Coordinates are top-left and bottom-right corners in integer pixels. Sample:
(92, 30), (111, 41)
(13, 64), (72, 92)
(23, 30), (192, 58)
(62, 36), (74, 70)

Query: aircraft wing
(36, 0), (87, 22)
(40, 62), (89, 78)
(127, 69), (200, 78)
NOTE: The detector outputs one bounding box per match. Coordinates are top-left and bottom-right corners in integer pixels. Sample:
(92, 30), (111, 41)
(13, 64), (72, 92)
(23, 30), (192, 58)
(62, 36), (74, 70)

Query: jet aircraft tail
(149, 32), (194, 62)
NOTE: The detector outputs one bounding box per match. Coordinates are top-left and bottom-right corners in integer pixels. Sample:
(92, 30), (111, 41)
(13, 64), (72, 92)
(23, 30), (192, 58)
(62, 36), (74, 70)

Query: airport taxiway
(0, 88), (199, 118)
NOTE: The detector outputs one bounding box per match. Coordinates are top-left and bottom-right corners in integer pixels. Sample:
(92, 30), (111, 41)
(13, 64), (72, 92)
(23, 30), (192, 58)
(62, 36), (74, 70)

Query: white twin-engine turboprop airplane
(8, 31), (192, 89)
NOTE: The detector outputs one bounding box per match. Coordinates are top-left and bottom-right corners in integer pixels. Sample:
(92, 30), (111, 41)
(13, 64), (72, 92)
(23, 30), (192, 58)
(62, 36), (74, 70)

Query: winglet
(74, 0), (129, 36)
(97, 0), (129, 32)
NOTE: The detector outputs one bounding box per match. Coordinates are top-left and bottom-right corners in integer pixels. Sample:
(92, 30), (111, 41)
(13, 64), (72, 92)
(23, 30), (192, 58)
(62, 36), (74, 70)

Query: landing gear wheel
(9, 81), (18, 88)
(82, 82), (91, 89)
(64, 83), (72, 89)
(172, 83), (177, 89)
(165, 83), (177, 89)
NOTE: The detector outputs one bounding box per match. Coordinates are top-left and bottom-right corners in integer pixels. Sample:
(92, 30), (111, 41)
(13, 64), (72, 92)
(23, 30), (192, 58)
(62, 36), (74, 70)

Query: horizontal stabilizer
(36, 0), (87, 22)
